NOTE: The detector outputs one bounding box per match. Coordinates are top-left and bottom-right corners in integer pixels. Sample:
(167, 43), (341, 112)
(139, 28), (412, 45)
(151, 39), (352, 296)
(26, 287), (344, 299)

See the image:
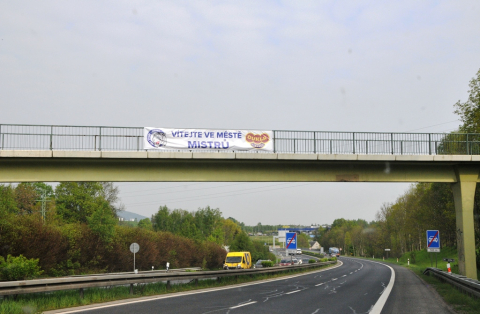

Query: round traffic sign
(130, 243), (140, 253)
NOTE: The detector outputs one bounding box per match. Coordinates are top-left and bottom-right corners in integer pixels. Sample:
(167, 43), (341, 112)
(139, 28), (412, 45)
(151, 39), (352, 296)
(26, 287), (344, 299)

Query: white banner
(144, 127), (274, 151)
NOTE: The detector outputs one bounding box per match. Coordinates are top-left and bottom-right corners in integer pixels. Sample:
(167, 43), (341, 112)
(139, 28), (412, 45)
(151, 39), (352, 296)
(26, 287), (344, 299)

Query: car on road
(302, 258), (311, 264)
(280, 259), (293, 266)
(296, 248), (302, 255)
(292, 258), (300, 265)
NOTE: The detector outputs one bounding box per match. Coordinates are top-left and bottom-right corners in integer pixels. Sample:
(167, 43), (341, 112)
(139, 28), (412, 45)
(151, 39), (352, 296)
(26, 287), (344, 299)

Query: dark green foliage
(0, 184), (17, 215)
(308, 259), (316, 263)
(229, 232), (253, 252)
(0, 254), (43, 281)
(261, 261), (274, 267)
(454, 68), (480, 133)
(55, 182), (107, 223)
(151, 205), (222, 241)
(137, 218), (153, 230)
(0, 182), (228, 278)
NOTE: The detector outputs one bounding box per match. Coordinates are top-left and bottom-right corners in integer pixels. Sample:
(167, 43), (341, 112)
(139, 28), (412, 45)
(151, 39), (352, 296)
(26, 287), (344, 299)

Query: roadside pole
(130, 243), (140, 273)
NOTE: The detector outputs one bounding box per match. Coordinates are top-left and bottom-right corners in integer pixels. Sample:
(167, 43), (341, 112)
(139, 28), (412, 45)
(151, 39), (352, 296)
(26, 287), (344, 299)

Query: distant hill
(117, 210), (148, 221)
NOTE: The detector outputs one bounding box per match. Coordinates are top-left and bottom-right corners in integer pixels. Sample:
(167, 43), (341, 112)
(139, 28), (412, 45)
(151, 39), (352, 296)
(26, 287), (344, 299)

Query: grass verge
(0, 263), (335, 314)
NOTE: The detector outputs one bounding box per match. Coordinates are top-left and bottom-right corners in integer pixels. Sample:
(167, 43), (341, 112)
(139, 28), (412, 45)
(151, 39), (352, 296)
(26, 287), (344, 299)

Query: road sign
(130, 243), (140, 253)
(130, 243), (140, 272)
(443, 258), (455, 262)
(285, 232), (297, 250)
(426, 230), (440, 252)
(385, 249), (391, 251)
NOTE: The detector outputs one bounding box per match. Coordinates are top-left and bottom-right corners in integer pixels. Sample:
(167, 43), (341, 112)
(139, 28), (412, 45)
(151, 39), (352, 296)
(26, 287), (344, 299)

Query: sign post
(285, 232), (297, 261)
(426, 230), (440, 268)
(130, 243), (140, 273)
(385, 248), (391, 259)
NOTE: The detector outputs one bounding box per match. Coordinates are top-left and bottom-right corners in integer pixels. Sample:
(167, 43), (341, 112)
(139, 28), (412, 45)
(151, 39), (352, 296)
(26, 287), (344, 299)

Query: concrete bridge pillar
(452, 167), (479, 279)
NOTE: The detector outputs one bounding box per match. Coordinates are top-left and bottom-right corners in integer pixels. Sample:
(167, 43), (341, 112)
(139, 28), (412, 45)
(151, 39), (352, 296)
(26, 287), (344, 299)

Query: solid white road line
(285, 290), (301, 294)
(229, 301), (257, 309)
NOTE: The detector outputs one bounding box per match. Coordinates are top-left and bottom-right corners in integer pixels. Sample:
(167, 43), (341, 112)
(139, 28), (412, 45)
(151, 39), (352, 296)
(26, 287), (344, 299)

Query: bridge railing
(0, 124), (479, 155)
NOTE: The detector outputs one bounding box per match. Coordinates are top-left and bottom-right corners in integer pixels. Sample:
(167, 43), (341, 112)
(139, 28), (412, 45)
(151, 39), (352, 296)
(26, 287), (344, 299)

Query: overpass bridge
(1, 124), (480, 279)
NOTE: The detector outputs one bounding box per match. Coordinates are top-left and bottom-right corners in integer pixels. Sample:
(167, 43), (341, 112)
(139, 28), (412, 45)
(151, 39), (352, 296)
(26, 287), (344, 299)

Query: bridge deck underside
(0, 157), (477, 183)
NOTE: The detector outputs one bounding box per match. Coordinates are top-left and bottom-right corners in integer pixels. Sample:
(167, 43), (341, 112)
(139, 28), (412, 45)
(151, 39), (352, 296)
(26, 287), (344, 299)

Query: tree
(86, 200), (117, 244)
(152, 205), (171, 232)
(100, 182), (124, 217)
(297, 233), (310, 248)
(0, 185), (17, 215)
(229, 232), (253, 252)
(454, 69), (480, 133)
(222, 219), (242, 245)
(31, 183), (54, 198)
(55, 182), (118, 224)
(15, 183), (39, 215)
(138, 218), (153, 230)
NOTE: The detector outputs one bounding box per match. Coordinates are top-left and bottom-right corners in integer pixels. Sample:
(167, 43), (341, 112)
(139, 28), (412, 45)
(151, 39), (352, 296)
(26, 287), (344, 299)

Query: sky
(1, 1), (480, 225)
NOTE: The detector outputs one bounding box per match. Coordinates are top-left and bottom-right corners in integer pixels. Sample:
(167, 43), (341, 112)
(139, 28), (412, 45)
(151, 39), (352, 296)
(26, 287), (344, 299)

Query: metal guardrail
(0, 261), (336, 297)
(0, 124), (479, 155)
(423, 267), (480, 298)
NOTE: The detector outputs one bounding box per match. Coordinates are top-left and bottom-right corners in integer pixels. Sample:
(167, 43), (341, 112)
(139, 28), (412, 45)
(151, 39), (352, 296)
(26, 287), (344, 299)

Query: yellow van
(223, 252), (252, 270)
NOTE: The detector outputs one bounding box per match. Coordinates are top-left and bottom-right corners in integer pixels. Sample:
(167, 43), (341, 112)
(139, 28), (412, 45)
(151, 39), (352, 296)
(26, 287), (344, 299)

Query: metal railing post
(352, 132), (355, 154)
(467, 134), (470, 155)
(400, 141), (403, 155)
(366, 140), (368, 154)
(428, 134), (431, 155)
(313, 132), (316, 154)
(0, 124), (2, 150)
(330, 140), (332, 154)
(50, 126), (53, 150)
(293, 139), (296, 154)
(390, 133), (394, 154)
(99, 127), (102, 151)
(273, 131), (276, 153)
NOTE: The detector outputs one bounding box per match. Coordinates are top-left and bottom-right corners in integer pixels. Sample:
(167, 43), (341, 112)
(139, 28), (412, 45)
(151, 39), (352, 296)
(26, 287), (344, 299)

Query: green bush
(308, 259), (316, 263)
(261, 261), (274, 267)
(319, 258), (329, 262)
(0, 254), (43, 281)
(328, 257), (337, 261)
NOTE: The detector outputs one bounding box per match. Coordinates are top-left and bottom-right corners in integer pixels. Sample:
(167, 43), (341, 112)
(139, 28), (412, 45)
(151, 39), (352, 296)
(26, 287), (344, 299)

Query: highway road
(49, 257), (453, 314)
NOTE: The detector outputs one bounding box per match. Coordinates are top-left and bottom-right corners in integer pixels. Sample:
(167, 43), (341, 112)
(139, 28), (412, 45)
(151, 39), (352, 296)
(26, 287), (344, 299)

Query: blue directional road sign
(426, 230), (440, 252)
(286, 232), (297, 250)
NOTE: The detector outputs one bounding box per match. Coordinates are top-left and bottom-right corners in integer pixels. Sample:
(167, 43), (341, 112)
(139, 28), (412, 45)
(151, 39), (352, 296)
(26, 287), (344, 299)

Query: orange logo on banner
(245, 133), (270, 149)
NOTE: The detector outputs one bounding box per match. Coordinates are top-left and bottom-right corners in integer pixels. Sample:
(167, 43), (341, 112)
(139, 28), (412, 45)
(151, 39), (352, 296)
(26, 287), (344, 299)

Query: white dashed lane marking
(229, 301), (257, 309)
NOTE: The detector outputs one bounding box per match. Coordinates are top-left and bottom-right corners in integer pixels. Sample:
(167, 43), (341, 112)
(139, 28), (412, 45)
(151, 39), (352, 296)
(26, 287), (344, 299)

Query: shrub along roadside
(0, 214), (227, 277)
(261, 261), (274, 267)
(0, 262), (336, 314)
(0, 255), (43, 281)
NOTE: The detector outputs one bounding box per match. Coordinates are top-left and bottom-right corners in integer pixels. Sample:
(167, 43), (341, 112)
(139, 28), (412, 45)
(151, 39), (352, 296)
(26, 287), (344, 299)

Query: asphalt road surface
(49, 257), (453, 314)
